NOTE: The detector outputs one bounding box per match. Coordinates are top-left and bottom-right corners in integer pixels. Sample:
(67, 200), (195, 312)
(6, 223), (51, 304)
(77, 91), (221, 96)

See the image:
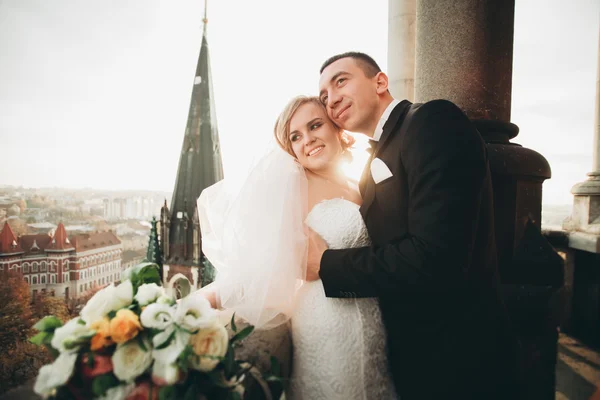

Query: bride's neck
(308, 166), (347, 187)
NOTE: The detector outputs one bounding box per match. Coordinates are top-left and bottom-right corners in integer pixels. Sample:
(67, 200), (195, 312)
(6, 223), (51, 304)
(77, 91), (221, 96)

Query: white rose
(112, 340), (153, 382)
(175, 292), (216, 332)
(152, 360), (181, 385)
(156, 293), (175, 305)
(152, 329), (191, 365)
(50, 318), (95, 354)
(121, 266), (134, 281)
(98, 383), (135, 400)
(135, 283), (165, 306)
(80, 280), (133, 324)
(140, 303), (175, 330)
(189, 323), (229, 372)
(33, 352), (78, 398)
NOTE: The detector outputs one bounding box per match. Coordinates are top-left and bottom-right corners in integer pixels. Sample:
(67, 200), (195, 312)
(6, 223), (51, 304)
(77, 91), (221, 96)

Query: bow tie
(366, 139), (378, 155)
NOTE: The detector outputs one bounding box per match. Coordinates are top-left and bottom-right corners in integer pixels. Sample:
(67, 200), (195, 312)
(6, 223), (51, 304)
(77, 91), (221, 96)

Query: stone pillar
(563, 25), (600, 252)
(387, 0), (416, 101)
(412, 1), (562, 399)
(415, 0), (514, 122)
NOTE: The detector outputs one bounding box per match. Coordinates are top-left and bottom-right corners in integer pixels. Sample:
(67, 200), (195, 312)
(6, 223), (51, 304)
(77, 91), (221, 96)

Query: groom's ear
(375, 72), (389, 95)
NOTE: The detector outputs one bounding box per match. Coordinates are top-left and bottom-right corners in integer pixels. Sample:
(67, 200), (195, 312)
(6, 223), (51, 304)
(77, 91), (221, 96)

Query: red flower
(81, 354), (113, 378)
(126, 381), (159, 400)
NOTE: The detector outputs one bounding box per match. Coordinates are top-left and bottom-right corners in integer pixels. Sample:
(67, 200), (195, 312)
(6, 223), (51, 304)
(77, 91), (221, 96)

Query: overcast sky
(0, 0), (598, 205)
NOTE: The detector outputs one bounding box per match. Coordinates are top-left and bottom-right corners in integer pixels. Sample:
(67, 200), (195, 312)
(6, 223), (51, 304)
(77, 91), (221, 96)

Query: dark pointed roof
(0, 222), (24, 255)
(167, 9), (223, 264)
(47, 223), (74, 252)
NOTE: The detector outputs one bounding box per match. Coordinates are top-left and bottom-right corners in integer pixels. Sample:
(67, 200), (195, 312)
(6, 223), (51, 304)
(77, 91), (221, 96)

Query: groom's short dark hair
(320, 52), (382, 78)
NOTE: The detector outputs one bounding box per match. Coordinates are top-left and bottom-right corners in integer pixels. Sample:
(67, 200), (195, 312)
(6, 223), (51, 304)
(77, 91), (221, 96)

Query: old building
(0, 222), (123, 299)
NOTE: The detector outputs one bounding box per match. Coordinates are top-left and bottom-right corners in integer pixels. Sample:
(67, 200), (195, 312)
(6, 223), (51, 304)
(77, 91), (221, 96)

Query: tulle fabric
(197, 148), (308, 330)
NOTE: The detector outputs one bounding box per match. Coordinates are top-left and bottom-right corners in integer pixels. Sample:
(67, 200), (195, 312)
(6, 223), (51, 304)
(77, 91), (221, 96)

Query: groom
(307, 52), (521, 399)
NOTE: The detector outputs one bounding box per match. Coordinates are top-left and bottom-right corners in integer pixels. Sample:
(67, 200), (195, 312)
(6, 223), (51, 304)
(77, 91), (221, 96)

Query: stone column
(415, 0), (514, 122)
(412, 1), (560, 399)
(564, 25), (600, 252)
(387, 0), (416, 101)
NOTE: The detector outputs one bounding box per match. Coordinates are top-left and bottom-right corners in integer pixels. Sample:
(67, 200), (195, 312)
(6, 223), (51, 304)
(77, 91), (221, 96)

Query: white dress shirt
(371, 99), (401, 141)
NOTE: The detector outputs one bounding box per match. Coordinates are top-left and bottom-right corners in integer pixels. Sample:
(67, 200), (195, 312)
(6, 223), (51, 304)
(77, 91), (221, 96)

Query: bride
(196, 96), (397, 399)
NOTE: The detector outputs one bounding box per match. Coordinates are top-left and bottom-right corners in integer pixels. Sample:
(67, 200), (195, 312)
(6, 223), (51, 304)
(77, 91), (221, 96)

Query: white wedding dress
(288, 198), (398, 400)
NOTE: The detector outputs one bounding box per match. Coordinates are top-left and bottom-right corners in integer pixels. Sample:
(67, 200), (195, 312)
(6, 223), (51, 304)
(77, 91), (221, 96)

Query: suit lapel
(360, 100), (412, 219)
(372, 100), (412, 159)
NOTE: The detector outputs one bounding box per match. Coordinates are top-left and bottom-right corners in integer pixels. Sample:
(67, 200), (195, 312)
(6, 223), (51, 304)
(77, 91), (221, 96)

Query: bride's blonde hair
(274, 95), (355, 159)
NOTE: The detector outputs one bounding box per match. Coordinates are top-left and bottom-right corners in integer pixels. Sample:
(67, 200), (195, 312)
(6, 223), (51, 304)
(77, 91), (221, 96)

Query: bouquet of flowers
(30, 263), (279, 400)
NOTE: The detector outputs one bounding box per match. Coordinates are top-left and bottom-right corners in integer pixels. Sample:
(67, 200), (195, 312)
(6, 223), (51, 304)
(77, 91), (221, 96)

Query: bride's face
(289, 102), (344, 173)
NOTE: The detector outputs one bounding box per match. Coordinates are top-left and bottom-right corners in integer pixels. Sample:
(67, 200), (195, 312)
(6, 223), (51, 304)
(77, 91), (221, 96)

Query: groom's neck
(363, 94), (396, 138)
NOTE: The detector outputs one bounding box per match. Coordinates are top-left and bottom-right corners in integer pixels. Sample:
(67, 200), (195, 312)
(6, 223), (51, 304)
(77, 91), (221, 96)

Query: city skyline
(0, 0), (599, 205)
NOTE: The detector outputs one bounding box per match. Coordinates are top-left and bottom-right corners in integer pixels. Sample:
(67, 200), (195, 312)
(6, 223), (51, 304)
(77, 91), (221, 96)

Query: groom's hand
(306, 228), (328, 281)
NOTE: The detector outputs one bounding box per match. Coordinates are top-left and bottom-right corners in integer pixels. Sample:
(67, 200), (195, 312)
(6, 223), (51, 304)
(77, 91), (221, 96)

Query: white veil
(197, 148), (308, 330)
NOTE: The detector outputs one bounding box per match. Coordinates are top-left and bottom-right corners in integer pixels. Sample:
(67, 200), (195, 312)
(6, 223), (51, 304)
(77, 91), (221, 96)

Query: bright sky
(0, 0), (598, 206)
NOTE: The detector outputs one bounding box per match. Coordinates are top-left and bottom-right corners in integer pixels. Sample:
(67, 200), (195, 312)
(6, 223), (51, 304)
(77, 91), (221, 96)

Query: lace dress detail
(288, 198), (397, 400)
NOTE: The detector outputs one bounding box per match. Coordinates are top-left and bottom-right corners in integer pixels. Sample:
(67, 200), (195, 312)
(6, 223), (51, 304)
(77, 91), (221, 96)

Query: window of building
(32, 276), (38, 285)
(32, 263), (38, 272)
(41, 262), (47, 271)
(24, 276), (29, 284)
(23, 264), (29, 273)
(16, 266), (21, 273)
(0, 265), (3, 271)
(51, 275), (56, 284)
(41, 275), (46, 284)
(80, 285), (83, 292)
(50, 263), (55, 272)
(64, 261), (69, 271)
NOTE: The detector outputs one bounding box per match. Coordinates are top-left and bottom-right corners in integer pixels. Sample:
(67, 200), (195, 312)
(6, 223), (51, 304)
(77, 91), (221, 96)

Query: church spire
(165, 1), (224, 268)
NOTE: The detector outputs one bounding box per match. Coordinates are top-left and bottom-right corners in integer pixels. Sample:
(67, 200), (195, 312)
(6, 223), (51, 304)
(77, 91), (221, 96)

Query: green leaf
(183, 383), (199, 400)
(230, 325), (254, 344)
(91, 374), (119, 397)
(176, 344), (194, 373)
(135, 334), (148, 352)
(230, 313), (237, 333)
(33, 316), (63, 332)
(224, 347), (235, 377)
(158, 385), (177, 400)
(29, 331), (49, 346)
(137, 264), (161, 285)
(107, 310), (117, 320)
(43, 344), (59, 359)
(228, 391), (242, 400)
(154, 330), (175, 350)
(77, 319), (86, 325)
(270, 355), (281, 377)
(87, 352), (95, 368)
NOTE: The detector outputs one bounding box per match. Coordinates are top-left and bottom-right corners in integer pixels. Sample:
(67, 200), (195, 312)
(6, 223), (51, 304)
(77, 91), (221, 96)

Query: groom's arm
(319, 99), (489, 298)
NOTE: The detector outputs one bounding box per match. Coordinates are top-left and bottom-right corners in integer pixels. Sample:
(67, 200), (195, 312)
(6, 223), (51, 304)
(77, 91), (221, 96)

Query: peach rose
(109, 309), (142, 344)
(90, 317), (113, 351)
(189, 323), (229, 372)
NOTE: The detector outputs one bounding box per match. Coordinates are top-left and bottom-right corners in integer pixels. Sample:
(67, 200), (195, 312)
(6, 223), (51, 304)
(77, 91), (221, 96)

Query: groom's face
(319, 57), (379, 134)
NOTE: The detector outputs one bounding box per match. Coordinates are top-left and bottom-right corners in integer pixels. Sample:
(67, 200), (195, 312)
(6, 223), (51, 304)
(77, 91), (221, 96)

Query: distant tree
(16, 199), (26, 213)
(7, 219), (28, 236)
(0, 271), (50, 395)
(31, 292), (70, 323)
(0, 271), (33, 349)
(201, 258), (216, 287)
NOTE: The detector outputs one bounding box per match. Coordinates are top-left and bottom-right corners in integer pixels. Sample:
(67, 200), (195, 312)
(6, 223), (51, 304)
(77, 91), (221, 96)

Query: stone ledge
(568, 232), (600, 254)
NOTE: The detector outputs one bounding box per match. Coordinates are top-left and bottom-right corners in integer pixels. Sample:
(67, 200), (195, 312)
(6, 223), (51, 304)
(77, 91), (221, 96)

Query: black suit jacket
(320, 100), (520, 399)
